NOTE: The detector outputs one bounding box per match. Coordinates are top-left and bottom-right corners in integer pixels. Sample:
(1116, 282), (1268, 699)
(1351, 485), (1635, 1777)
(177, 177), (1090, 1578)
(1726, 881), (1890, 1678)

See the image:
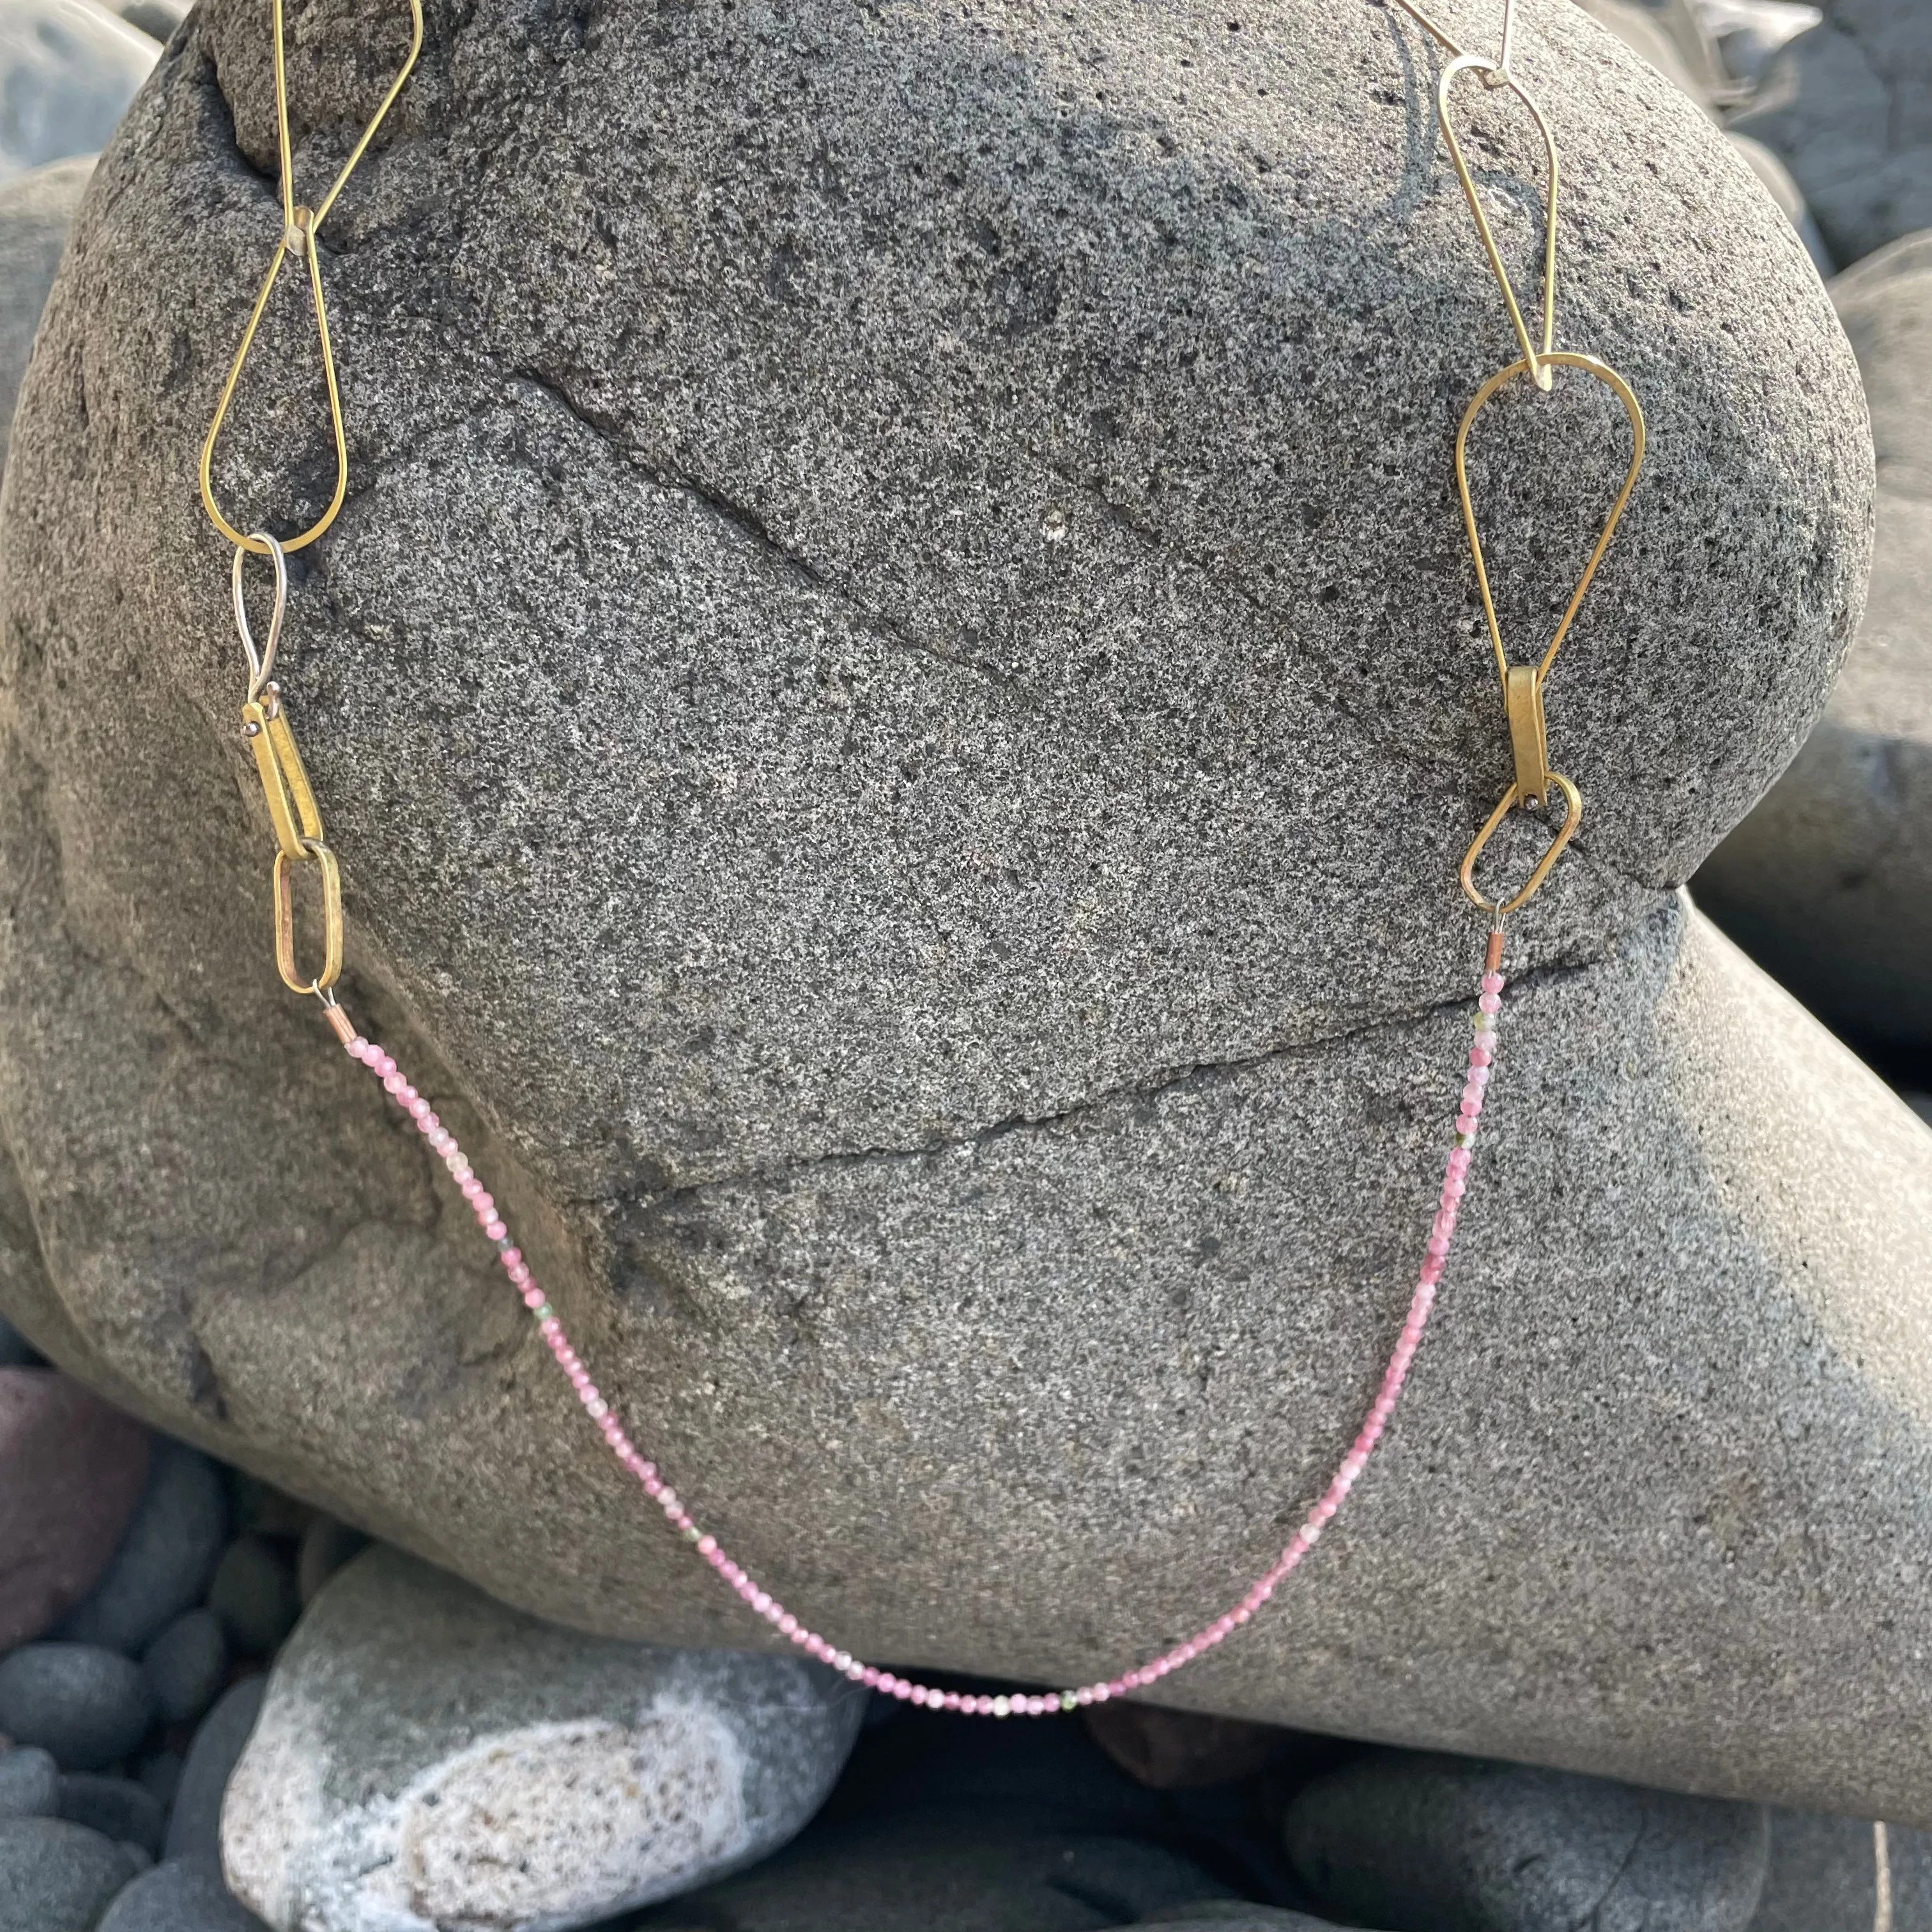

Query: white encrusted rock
(220, 1547), (863, 1932)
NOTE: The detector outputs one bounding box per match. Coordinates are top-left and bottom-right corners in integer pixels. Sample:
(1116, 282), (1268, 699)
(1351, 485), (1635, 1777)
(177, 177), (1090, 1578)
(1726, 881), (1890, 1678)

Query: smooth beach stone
(0, 1644), (153, 1772)
(60, 1442), (228, 1655)
(59, 1772), (164, 1858)
(0, 1746), (57, 1819)
(0, 1311), (40, 1368)
(1698, 229), (1932, 1045)
(97, 1856), (270, 1932)
(222, 1546), (864, 1931)
(160, 1676), (263, 1862)
(1748, 1809), (1932, 1929)
(634, 1816), (1233, 1932)
(204, 1536), (299, 1658)
(0, 0), (156, 181)
(295, 1517), (368, 1608)
(1138, 1911), (1348, 1931)
(140, 1609), (226, 1728)
(1731, 1), (1932, 264)
(135, 1751), (180, 1809)
(1283, 1749), (1768, 1932)
(0, 1369), (150, 1650)
(3, 0), (1920, 1825)
(1083, 1705), (1312, 1792)
(0, 1816), (141, 1931)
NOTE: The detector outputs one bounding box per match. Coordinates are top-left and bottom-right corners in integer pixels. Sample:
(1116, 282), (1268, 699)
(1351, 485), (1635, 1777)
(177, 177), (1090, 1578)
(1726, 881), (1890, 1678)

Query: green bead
(1059, 1692), (1077, 1711)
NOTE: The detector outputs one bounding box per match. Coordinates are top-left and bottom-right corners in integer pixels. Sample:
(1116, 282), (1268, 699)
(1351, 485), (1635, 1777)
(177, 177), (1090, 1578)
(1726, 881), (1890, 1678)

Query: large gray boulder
(1697, 229), (1932, 1043)
(222, 1546), (864, 1932)
(0, 0), (1908, 1823)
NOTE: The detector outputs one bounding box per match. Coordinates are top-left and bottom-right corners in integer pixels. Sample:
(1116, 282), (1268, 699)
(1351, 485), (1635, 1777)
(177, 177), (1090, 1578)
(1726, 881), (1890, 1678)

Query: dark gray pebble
(1138, 1908), (1349, 1928)
(1284, 1749), (1767, 1932)
(0, 1644), (153, 1772)
(0, 1816), (139, 1931)
(162, 1677), (264, 1862)
(135, 1751), (180, 1809)
(296, 1515), (367, 1607)
(97, 1855), (270, 1932)
(205, 1536), (299, 1657)
(59, 1772), (164, 1858)
(59, 1444), (227, 1656)
(0, 1746), (56, 1820)
(0, 1315), (39, 1369)
(140, 1609), (226, 1726)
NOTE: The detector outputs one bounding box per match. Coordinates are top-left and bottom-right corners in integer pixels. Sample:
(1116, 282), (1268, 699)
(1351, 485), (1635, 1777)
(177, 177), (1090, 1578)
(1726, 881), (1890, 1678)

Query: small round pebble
(1137, 1910), (1350, 1929)
(296, 1515), (367, 1606)
(162, 1677), (265, 1862)
(135, 1751), (181, 1809)
(0, 1315), (40, 1368)
(0, 1747), (56, 1819)
(205, 1535), (300, 1657)
(140, 1609), (226, 1726)
(0, 1816), (140, 1931)
(58, 1772), (164, 1858)
(0, 1644), (153, 1772)
(96, 1855), (270, 1932)
(59, 1443), (227, 1656)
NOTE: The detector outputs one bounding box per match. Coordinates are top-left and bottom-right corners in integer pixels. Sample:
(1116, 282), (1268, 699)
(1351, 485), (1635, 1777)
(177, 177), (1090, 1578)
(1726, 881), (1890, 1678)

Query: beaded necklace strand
(202, 0), (1642, 1715)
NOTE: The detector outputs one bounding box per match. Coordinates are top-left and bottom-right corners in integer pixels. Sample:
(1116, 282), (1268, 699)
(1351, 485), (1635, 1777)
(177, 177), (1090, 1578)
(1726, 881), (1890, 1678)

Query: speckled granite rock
(221, 1546), (864, 1932)
(0, 0), (1903, 1820)
(1698, 229), (1932, 1042)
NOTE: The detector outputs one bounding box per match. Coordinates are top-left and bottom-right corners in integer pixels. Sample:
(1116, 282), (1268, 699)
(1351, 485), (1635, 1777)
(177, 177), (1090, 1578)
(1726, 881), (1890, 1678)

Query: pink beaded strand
(322, 961), (1506, 1716)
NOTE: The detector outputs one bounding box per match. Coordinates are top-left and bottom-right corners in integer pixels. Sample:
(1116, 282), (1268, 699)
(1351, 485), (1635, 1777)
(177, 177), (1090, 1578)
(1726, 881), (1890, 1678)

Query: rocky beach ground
(3, 0), (1931, 1927)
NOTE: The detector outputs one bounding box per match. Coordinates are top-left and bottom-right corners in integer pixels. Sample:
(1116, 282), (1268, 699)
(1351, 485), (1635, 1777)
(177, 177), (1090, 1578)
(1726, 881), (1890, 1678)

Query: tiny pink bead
(509, 1263), (532, 1284)
(1481, 971), (1504, 994)
(500, 1247), (522, 1268)
(460, 1177), (481, 1198)
(861, 1669), (882, 1689)
(537, 1317), (559, 1337)
(696, 1535), (716, 1556)
(1478, 991), (1501, 1013)
(473, 1192), (495, 1217)
(944, 1692), (963, 1711)
(485, 1219), (507, 1240)
(521, 1286), (544, 1308)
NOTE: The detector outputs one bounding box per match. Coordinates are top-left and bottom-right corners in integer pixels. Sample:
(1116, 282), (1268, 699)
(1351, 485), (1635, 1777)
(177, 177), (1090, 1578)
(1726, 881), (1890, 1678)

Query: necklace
(201, 0), (1643, 1719)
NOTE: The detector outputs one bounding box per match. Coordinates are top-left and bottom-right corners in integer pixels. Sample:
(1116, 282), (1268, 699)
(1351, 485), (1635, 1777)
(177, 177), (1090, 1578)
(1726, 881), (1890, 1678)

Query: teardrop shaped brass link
(199, 0), (424, 555)
(1460, 771), (1581, 916)
(1436, 52), (1560, 391)
(1453, 352), (1647, 694)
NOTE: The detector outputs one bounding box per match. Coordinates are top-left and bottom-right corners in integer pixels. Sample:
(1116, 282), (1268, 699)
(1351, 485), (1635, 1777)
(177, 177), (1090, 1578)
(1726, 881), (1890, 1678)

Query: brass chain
(1384, 0), (1648, 916)
(201, 0), (423, 991)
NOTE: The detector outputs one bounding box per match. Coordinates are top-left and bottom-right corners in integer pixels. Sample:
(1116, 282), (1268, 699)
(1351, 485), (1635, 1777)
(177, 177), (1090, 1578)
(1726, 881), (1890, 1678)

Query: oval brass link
(273, 840), (344, 993)
(1460, 772), (1582, 917)
(199, 0), (424, 556)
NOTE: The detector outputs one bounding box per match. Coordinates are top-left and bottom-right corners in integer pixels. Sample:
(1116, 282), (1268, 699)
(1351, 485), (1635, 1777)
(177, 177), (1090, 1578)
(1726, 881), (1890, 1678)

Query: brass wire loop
(199, 0), (424, 555)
